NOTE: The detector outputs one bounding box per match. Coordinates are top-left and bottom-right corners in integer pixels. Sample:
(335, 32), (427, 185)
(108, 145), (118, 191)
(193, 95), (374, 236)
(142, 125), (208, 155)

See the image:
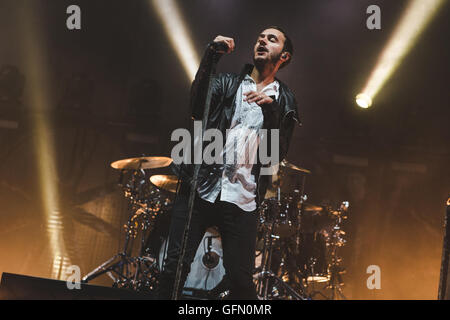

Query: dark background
(0, 0), (448, 299)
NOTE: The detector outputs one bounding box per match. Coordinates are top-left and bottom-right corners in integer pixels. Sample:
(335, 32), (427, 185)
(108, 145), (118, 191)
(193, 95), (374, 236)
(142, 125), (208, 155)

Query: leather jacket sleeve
(261, 96), (299, 164)
(279, 111), (297, 162)
(190, 45), (224, 121)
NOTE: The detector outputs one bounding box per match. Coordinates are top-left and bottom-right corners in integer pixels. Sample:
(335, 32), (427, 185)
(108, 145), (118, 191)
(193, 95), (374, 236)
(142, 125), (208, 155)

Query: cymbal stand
(130, 208), (161, 292)
(81, 206), (137, 286)
(256, 188), (307, 300)
(81, 169), (145, 287)
(326, 208), (348, 299)
(309, 201), (348, 300)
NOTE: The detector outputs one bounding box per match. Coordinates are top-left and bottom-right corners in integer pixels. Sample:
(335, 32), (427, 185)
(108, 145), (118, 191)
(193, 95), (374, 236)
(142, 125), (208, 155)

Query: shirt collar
(244, 74), (279, 91)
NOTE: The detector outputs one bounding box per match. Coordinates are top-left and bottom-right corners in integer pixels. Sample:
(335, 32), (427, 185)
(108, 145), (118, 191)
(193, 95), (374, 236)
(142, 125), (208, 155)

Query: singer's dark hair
(265, 26), (293, 69)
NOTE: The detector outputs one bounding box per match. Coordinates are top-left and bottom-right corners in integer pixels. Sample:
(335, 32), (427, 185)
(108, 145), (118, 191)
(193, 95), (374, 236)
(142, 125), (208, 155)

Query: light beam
(19, 3), (70, 279)
(149, 0), (200, 81)
(357, 0), (445, 108)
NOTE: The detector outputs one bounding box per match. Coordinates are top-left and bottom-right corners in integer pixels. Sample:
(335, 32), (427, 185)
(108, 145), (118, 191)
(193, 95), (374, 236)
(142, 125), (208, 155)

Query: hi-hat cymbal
(150, 175), (179, 193)
(280, 159), (311, 174)
(111, 156), (172, 170)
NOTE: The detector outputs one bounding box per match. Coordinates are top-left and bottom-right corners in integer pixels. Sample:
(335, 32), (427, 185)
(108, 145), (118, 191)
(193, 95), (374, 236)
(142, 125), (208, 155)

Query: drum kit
(81, 156), (350, 300)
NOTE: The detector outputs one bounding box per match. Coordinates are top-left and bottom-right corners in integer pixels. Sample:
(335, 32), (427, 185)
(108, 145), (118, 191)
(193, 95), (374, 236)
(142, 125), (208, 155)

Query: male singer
(159, 26), (300, 299)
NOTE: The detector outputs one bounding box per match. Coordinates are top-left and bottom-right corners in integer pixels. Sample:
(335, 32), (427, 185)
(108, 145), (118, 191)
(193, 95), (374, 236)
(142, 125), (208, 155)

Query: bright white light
(356, 93), (372, 109)
(150, 0), (200, 80)
(359, 0), (444, 106)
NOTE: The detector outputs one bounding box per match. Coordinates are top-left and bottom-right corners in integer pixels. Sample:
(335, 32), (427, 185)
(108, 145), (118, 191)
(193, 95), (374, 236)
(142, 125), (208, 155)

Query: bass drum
(159, 227), (225, 291)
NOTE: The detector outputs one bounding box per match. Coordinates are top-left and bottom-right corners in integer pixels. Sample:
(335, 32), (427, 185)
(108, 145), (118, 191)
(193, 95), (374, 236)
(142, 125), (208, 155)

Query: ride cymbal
(111, 156), (172, 170)
(280, 159), (311, 174)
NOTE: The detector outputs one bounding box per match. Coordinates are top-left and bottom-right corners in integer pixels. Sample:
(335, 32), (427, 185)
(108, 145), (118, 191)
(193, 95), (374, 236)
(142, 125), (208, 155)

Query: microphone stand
(172, 46), (220, 300)
(438, 198), (450, 300)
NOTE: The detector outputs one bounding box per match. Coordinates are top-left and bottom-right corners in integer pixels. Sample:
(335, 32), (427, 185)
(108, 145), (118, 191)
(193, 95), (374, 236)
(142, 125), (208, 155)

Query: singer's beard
(253, 51), (282, 71)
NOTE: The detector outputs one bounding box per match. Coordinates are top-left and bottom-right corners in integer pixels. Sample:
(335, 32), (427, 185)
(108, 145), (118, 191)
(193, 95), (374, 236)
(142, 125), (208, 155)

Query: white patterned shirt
(200, 74), (279, 211)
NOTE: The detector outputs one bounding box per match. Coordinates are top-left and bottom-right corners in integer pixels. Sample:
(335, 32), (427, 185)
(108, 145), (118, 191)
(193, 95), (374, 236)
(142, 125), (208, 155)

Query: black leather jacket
(172, 45), (301, 206)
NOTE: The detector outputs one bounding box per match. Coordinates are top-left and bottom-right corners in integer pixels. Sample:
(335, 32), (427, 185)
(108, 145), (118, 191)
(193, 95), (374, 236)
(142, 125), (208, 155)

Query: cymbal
(303, 203), (324, 212)
(280, 159), (311, 174)
(111, 156), (172, 170)
(150, 175), (179, 193)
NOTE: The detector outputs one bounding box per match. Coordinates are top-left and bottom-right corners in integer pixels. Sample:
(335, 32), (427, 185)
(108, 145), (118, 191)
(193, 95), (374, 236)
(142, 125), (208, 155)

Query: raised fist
(212, 35), (235, 54)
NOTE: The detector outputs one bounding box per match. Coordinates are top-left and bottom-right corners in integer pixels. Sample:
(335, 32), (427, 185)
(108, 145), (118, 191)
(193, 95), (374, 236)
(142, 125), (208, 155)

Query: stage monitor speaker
(0, 273), (152, 300)
(438, 198), (450, 300)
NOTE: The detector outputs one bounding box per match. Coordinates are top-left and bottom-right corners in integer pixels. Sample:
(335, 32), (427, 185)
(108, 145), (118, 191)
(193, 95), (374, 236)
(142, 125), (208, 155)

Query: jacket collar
(239, 64), (301, 126)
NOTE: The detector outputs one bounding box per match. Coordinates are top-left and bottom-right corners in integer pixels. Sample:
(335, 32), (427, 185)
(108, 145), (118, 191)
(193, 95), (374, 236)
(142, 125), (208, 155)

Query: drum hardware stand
(131, 210), (159, 291)
(294, 192), (307, 257)
(327, 202), (348, 300)
(307, 286), (329, 300)
(256, 190), (280, 299)
(256, 188), (307, 300)
(327, 263), (347, 300)
(256, 270), (307, 300)
(82, 166), (151, 288)
(302, 257), (326, 300)
(81, 214), (137, 285)
(305, 260), (346, 300)
(309, 201), (348, 300)
(79, 157), (174, 292)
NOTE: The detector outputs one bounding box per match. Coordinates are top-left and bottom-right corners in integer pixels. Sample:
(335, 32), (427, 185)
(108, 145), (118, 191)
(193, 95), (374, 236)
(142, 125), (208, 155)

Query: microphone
(202, 236), (219, 269)
(207, 236), (212, 252)
(209, 41), (229, 53)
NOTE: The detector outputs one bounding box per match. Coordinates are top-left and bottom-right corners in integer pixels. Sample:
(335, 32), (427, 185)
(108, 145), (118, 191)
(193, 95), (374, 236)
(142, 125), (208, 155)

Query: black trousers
(158, 183), (257, 300)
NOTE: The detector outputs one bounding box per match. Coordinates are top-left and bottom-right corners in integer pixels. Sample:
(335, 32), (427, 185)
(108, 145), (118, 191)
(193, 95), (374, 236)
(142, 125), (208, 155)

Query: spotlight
(149, 0), (200, 81)
(358, 0), (444, 107)
(355, 93), (372, 109)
